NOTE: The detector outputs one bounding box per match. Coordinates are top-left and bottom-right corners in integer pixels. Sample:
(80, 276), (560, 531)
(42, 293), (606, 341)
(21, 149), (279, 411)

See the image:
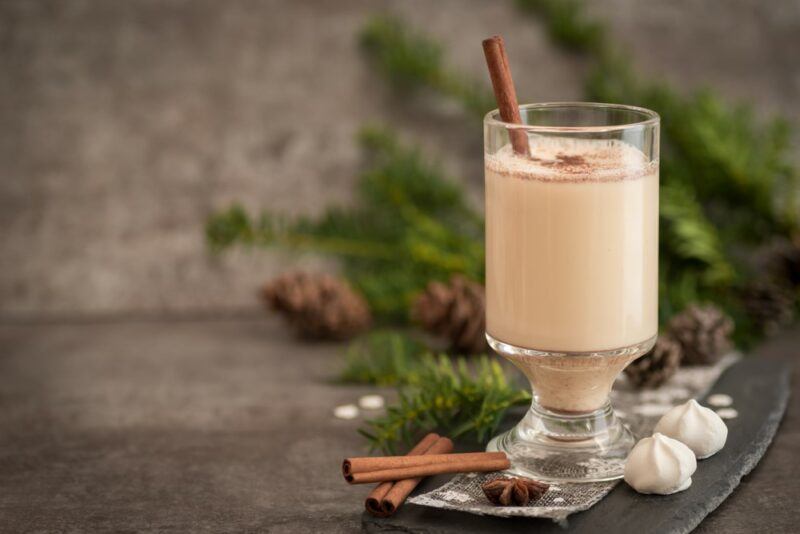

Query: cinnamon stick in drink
(482, 35), (530, 158)
(380, 436), (454, 515)
(364, 432), (439, 517)
(343, 452), (510, 484)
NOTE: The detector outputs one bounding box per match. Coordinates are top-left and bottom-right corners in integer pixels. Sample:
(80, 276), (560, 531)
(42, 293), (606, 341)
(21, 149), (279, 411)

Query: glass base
(486, 400), (635, 482)
(486, 334), (656, 483)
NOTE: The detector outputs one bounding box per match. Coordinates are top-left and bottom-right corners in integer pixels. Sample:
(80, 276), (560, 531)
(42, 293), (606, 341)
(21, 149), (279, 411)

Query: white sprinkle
(716, 408), (738, 419)
(553, 497), (566, 504)
(333, 404), (359, 420)
(707, 394), (734, 408)
(358, 394), (385, 410)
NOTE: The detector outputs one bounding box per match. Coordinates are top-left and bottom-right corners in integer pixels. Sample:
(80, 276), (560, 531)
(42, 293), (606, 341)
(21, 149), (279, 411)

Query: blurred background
(2, 0), (799, 322)
(2, 2), (800, 532)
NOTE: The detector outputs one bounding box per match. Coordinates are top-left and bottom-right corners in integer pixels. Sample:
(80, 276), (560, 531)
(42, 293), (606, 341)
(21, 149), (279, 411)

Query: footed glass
(484, 103), (660, 482)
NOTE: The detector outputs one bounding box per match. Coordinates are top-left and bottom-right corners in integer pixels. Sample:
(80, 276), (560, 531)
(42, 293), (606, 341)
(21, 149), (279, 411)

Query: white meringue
(654, 399), (728, 459)
(624, 433), (697, 495)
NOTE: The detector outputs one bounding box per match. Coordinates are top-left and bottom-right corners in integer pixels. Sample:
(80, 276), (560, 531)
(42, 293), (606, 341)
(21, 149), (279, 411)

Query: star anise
(481, 476), (549, 506)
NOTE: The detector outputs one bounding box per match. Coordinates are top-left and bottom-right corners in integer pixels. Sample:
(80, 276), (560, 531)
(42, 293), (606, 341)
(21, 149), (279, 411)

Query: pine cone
(762, 238), (800, 288)
(668, 304), (733, 365)
(412, 276), (487, 354)
(261, 272), (371, 340)
(741, 280), (795, 336)
(624, 335), (682, 389)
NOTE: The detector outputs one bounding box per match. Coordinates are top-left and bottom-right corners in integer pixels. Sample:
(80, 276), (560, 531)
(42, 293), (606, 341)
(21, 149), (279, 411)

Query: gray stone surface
(0, 318), (371, 532)
(1, 0), (799, 318)
(0, 319), (797, 533)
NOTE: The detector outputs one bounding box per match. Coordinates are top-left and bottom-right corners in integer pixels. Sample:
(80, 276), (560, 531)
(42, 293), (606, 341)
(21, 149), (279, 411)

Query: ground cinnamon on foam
(486, 137), (656, 183)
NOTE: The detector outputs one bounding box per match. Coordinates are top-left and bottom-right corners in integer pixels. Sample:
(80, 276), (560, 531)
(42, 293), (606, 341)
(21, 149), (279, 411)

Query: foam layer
(485, 136), (656, 183)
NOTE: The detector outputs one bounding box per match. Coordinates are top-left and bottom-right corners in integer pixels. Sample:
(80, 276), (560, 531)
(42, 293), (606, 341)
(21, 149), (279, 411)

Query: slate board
(363, 358), (791, 534)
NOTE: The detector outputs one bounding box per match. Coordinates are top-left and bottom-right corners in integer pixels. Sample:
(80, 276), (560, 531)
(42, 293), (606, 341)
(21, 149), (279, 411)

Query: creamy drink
(485, 136), (658, 412)
(481, 97), (658, 482)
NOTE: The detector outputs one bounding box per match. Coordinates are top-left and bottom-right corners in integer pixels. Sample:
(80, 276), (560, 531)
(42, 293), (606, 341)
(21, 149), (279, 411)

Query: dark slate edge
(564, 358), (792, 534)
(363, 358), (791, 534)
(682, 360), (791, 534)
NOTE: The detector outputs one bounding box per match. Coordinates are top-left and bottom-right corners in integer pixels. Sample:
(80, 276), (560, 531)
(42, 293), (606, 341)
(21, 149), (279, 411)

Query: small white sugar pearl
(358, 394), (385, 410)
(707, 394), (734, 408)
(333, 404), (360, 420)
(716, 408), (738, 420)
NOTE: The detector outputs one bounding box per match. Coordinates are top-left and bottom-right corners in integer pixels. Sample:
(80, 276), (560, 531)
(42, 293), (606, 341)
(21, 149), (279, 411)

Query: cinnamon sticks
(344, 451), (509, 483)
(350, 434), (510, 517)
(482, 35), (530, 157)
(380, 436), (454, 515)
(364, 432), (441, 517)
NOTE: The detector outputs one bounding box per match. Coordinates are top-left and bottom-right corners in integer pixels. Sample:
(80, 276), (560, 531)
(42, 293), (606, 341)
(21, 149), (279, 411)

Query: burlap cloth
(408, 355), (738, 521)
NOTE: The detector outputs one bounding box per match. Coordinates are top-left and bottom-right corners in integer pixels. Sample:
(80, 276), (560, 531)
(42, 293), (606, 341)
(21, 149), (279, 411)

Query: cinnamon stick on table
(364, 432), (440, 517)
(381, 436), (454, 515)
(482, 35), (530, 158)
(343, 451), (510, 484)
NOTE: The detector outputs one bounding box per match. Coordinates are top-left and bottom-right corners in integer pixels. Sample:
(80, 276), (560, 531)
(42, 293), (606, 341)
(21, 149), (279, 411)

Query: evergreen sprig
(659, 180), (735, 287)
(515, 0), (606, 54)
(359, 353), (530, 453)
(360, 15), (495, 118)
(206, 125), (484, 321)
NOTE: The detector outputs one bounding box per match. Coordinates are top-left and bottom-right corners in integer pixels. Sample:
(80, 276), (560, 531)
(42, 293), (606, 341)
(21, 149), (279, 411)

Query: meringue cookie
(624, 433), (697, 495)
(654, 399), (728, 459)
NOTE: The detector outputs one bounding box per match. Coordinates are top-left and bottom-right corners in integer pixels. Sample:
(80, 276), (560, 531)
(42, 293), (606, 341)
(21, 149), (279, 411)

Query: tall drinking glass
(484, 102), (660, 482)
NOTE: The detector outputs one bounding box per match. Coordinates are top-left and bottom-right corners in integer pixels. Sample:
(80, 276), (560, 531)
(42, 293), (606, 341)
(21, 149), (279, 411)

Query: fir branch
(515, 0), (606, 54)
(660, 180), (735, 286)
(360, 354), (530, 453)
(359, 15), (494, 118)
(206, 206), (398, 260)
(206, 127), (484, 321)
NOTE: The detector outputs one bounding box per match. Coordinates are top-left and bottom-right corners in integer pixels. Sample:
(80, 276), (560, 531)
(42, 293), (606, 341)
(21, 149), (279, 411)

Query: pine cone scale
(668, 304), (733, 365)
(624, 334), (682, 389)
(741, 281), (794, 336)
(262, 271), (371, 340)
(412, 275), (487, 354)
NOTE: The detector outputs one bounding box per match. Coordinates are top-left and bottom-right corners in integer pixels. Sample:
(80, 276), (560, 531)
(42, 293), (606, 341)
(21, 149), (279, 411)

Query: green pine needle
(359, 15), (494, 118)
(515, 0), (606, 54)
(361, 353), (531, 454)
(660, 180), (735, 286)
(206, 126), (484, 321)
